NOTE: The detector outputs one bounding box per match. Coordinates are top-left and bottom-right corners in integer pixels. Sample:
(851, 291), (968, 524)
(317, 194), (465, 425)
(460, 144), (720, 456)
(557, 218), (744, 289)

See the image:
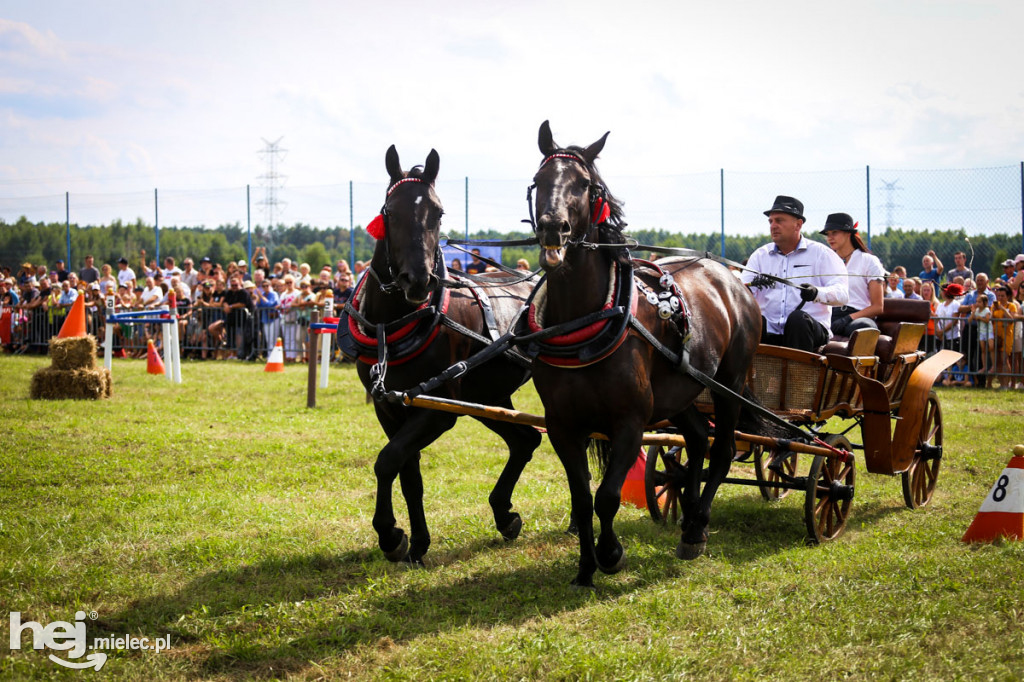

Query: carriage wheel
(753, 445), (799, 501)
(901, 391), (943, 509)
(804, 435), (856, 544)
(644, 444), (685, 525)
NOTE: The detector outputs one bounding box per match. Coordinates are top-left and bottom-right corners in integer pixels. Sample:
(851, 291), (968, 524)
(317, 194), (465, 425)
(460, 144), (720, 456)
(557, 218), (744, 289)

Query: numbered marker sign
(978, 460), (1024, 513)
(962, 456), (1024, 543)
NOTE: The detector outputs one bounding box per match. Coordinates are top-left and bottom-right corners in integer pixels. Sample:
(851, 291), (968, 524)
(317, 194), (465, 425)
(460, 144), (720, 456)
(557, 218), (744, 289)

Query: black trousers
(830, 305), (879, 338)
(761, 309), (830, 353)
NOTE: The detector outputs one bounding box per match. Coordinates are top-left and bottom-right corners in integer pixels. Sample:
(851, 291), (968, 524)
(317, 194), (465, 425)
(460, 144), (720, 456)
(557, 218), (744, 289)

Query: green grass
(1, 355), (1023, 680)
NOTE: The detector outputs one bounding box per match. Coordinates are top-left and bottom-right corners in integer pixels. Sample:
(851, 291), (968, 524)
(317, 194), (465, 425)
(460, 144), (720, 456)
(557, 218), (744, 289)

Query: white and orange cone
(962, 445), (1024, 543)
(264, 338), (285, 372)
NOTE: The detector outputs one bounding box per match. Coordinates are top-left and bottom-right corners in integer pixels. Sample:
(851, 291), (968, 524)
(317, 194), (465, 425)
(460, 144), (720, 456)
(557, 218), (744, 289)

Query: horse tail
(736, 386), (793, 440)
(587, 438), (612, 479)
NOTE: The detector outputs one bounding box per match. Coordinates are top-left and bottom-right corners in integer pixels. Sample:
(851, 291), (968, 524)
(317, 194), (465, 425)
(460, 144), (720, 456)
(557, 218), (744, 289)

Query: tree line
(1, 216), (1020, 278)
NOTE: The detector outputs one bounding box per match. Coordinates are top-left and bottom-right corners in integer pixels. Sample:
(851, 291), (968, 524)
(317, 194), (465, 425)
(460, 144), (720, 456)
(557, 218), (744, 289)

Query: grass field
(2, 354), (1023, 680)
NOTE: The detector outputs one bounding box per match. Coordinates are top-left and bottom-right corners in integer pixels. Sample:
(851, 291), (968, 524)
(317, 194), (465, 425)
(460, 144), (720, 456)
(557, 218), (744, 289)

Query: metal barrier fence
(4, 306), (1020, 388)
(2, 304), (345, 364)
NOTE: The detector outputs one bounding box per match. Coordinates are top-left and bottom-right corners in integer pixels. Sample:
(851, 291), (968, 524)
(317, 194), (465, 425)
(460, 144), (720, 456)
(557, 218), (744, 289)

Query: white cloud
(0, 0), (1021, 231)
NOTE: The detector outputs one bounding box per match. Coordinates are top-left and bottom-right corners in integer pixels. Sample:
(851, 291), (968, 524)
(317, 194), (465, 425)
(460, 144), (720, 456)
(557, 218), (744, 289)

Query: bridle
(525, 151), (612, 251)
(366, 176), (445, 294)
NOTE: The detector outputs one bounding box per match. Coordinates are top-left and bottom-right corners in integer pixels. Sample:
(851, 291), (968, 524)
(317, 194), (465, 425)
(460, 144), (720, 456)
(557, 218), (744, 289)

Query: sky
(0, 0), (1022, 237)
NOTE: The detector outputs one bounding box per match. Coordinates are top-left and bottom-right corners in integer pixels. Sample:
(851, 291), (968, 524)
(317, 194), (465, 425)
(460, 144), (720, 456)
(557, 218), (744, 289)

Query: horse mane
(563, 145), (630, 265)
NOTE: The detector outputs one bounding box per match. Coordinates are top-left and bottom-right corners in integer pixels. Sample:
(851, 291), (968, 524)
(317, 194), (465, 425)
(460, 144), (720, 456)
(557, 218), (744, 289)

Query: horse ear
(385, 145), (403, 182)
(538, 120), (558, 156)
(582, 132), (610, 165)
(423, 149), (440, 185)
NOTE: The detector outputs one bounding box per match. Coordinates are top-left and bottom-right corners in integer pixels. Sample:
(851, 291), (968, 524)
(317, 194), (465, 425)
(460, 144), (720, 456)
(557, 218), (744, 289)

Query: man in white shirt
(162, 256), (183, 281)
(741, 196), (849, 352)
(116, 257), (137, 290)
(140, 276), (162, 308)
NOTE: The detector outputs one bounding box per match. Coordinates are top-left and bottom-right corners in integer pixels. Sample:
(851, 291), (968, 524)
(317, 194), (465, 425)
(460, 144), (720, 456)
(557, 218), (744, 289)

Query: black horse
(340, 145), (542, 565)
(524, 121), (762, 587)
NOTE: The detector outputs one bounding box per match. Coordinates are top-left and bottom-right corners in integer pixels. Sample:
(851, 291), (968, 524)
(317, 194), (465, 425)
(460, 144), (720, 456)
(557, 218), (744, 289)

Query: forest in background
(1, 216), (1021, 278)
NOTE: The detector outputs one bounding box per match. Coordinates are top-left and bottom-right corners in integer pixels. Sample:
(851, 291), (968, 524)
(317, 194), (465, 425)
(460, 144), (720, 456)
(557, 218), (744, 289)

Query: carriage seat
(818, 299), (930, 362)
(874, 298), (930, 363)
(819, 327), (880, 357)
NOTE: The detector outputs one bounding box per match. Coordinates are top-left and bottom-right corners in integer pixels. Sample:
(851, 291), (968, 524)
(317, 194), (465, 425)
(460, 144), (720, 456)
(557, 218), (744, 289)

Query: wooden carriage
(645, 298), (961, 544)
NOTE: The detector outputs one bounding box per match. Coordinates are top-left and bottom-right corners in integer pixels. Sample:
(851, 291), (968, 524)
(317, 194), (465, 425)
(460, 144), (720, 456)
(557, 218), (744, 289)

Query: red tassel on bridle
(591, 197), (610, 225)
(367, 213), (386, 240)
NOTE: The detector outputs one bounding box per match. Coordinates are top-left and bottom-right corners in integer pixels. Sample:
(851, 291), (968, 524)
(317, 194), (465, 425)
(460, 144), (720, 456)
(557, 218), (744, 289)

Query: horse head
(376, 145), (443, 304)
(533, 120), (611, 271)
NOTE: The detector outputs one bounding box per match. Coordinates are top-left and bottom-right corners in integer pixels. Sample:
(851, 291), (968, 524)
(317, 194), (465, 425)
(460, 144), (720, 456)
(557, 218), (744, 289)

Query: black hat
(200, 256), (211, 263)
(819, 212), (856, 234)
(764, 195), (805, 221)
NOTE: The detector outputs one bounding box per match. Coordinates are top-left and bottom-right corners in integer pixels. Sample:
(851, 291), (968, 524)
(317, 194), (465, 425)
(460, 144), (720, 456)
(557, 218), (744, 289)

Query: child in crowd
(971, 294), (994, 387)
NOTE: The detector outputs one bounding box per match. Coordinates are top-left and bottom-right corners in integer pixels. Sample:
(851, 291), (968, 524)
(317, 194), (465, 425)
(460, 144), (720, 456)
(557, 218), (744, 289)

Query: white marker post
(319, 298), (334, 389)
(167, 292), (182, 384)
(103, 294), (115, 371)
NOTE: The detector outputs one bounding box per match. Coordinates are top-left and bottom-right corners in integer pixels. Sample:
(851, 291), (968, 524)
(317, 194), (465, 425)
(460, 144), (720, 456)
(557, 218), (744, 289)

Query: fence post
(306, 308), (318, 408)
(154, 188), (160, 264)
(465, 176), (469, 240)
(865, 165), (871, 250)
(65, 192), (71, 268)
(719, 169), (725, 258)
(1020, 161), (1023, 254)
(246, 184), (252, 265)
(349, 180), (355, 271)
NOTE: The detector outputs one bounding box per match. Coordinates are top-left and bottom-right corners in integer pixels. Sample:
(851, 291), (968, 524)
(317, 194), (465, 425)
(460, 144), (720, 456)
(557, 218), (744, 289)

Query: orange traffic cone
(962, 445), (1024, 543)
(57, 294), (87, 338)
(621, 450), (648, 509)
(264, 338), (285, 372)
(146, 339), (166, 375)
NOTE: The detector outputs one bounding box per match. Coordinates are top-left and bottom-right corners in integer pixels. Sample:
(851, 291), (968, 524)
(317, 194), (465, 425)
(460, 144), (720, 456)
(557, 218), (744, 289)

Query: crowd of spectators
(1, 248), (367, 363)
(3, 246), (1024, 388)
(870, 250), (1024, 389)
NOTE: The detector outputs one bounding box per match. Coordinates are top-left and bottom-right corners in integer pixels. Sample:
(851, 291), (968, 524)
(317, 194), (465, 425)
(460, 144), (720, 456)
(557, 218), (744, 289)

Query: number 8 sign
(961, 448), (1024, 543)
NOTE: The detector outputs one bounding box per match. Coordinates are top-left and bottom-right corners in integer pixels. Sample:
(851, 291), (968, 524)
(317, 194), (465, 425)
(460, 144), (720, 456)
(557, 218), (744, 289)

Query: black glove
(831, 315), (852, 336)
(799, 284), (818, 302)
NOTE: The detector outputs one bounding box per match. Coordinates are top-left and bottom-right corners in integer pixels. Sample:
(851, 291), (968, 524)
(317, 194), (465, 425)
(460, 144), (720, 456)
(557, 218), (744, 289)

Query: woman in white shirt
(820, 213), (885, 337)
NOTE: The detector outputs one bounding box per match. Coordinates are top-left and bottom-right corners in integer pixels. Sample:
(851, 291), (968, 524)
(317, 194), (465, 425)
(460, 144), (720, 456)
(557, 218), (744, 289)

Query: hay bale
(30, 366), (111, 400)
(49, 335), (97, 371)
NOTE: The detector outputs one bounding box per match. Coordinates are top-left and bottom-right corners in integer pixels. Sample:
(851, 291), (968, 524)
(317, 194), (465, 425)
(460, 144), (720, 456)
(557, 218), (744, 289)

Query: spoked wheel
(902, 391), (943, 509)
(804, 434), (856, 544)
(753, 445), (799, 501)
(644, 444), (686, 525)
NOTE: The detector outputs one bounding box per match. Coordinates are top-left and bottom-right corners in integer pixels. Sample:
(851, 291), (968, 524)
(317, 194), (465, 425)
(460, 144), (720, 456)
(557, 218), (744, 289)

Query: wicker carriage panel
(751, 353), (824, 412)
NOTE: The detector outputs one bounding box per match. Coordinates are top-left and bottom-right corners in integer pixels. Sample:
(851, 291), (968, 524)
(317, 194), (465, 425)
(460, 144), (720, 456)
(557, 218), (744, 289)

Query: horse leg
(475, 406), (543, 541)
(593, 429), (644, 574)
(671, 407), (711, 560)
(691, 395), (742, 554)
(548, 427), (597, 588)
(372, 408), (457, 564)
(397, 450), (430, 564)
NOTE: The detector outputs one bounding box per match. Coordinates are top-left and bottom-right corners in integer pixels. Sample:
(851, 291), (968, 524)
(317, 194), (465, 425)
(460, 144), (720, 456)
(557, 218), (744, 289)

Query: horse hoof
(565, 518), (579, 536)
(382, 532), (410, 563)
(597, 546), (626, 575)
(499, 514), (523, 542)
(570, 579), (596, 591)
(675, 540), (706, 561)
